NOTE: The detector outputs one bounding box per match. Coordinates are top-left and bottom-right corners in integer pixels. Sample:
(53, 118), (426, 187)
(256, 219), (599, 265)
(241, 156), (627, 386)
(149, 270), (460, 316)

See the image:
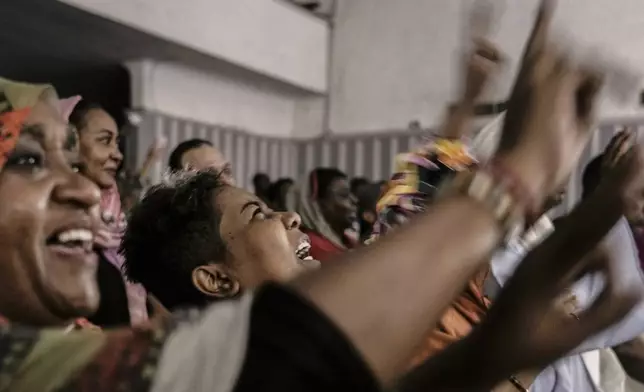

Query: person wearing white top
(488, 217), (644, 392)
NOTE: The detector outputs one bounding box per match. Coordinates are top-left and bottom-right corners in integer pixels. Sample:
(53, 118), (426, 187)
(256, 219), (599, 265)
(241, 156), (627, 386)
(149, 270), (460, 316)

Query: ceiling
(0, 0), (311, 97)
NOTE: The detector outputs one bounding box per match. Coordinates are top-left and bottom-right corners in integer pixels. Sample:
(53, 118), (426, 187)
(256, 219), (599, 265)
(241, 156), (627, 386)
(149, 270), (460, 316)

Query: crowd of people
(2, 1), (644, 391)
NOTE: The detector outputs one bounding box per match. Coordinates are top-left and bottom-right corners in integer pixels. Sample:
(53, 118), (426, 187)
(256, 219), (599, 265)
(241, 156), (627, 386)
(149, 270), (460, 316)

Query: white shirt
(487, 218), (644, 392)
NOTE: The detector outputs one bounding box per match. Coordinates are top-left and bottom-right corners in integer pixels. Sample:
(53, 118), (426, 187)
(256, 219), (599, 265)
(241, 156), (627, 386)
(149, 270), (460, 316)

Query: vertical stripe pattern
(132, 111), (641, 211)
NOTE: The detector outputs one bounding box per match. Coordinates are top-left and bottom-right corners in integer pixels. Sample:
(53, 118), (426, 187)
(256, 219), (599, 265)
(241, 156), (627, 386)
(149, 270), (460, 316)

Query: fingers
(604, 129), (635, 168)
(524, 0), (556, 60)
(574, 261), (642, 339)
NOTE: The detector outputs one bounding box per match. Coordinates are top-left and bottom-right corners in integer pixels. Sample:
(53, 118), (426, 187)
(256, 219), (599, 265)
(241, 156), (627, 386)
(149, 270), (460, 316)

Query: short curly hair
(121, 169), (229, 310)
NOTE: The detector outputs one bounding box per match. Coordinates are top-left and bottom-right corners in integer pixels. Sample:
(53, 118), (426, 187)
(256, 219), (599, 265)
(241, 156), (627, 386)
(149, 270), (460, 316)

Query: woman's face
(215, 186), (320, 288)
(78, 108), (123, 189)
(320, 177), (357, 230)
(0, 101), (102, 325)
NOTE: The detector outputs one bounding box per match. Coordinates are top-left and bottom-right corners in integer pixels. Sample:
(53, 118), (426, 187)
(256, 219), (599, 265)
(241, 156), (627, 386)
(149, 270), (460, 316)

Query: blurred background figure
(287, 168), (357, 263)
(268, 177), (295, 211)
(253, 172), (272, 204)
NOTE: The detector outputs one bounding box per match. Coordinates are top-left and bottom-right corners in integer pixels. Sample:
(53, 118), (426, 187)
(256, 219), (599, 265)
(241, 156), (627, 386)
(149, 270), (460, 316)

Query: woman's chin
(49, 284), (100, 320)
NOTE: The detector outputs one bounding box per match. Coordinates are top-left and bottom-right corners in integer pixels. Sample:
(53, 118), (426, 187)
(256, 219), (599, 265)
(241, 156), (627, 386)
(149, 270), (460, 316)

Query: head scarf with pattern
(0, 78), (57, 170)
(368, 134), (491, 367)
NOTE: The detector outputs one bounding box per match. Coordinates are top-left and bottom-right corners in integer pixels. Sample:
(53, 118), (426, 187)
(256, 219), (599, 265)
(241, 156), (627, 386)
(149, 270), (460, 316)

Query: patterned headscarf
(368, 134), (490, 367)
(0, 78), (56, 169)
(370, 136), (477, 241)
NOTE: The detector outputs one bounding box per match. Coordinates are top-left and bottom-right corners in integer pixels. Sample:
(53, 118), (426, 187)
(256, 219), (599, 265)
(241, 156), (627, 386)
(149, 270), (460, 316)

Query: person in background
(253, 172), (271, 204)
(1, 4), (642, 388)
(350, 177), (370, 200)
(121, 170), (319, 311)
(268, 177), (294, 211)
(356, 183), (381, 242)
(117, 140), (166, 213)
(168, 138), (234, 184)
(577, 130), (644, 390)
(286, 168), (358, 262)
(70, 101), (148, 327)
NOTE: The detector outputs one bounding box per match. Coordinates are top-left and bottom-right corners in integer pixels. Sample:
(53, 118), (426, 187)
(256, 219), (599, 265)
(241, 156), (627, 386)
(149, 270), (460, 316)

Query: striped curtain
(128, 110), (644, 212)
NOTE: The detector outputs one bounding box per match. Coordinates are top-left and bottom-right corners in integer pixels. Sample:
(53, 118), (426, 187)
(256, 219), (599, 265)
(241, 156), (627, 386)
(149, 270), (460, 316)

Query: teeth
(57, 229), (94, 244)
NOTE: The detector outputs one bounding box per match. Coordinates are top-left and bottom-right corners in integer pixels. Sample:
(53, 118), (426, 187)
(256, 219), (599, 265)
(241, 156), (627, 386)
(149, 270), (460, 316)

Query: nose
(110, 146), (124, 164)
(280, 211), (301, 230)
(53, 170), (102, 210)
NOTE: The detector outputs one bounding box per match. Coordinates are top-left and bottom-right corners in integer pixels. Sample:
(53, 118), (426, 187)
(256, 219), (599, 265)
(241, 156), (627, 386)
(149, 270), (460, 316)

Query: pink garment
(59, 96), (81, 120)
(96, 186), (148, 325)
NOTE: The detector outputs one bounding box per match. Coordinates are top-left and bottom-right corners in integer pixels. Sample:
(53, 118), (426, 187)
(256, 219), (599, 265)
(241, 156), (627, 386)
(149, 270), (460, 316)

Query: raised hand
(603, 128), (636, 171)
(462, 38), (504, 104)
(471, 145), (644, 378)
(495, 0), (604, 209)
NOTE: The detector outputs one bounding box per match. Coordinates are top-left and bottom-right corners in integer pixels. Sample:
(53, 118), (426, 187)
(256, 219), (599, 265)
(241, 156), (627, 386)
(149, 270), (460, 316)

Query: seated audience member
(0, 78), (102, 327)
(572, 131), (644, 388)
(121, 170), (319, 311)
(356, 183), (381, 242)
(350, 177), (370, 200)
(287, 168), (358, 262)
(70, 101), (148, 327)
(268, 177), (294, 211)
(486, 139), (644, 390)
(168, 138), (234, 183)
(253, 172), (271, 204)
(2, 3), (642, 391)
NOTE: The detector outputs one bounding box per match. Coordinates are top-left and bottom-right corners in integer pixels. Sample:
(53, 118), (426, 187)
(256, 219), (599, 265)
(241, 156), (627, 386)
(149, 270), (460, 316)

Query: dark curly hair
(121, 169), (229, 310)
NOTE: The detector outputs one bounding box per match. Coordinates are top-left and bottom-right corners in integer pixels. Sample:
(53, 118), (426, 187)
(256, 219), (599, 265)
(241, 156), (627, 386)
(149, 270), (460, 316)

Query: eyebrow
(240, 201), (262, 214)
(20, 124), (46, 143)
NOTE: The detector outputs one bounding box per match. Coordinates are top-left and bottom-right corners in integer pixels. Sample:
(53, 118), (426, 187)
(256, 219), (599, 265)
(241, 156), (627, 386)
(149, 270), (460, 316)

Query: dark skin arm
(398, 174), (642, 391)
(293, 1), (630, 387)
(614, 336), (644, 383)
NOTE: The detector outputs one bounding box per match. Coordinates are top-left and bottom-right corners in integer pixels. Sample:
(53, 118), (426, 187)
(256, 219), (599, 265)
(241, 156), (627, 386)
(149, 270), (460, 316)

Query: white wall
(58, 0), (330, 93)
(127, 60), (310, 138)
(329, 0), (644, 135)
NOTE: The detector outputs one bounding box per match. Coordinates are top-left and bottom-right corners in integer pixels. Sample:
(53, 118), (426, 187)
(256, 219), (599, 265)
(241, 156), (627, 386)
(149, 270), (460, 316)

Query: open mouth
(104, 167), (118, 177)
(295, 239), (314, 262)
(46, 228), (94, 255)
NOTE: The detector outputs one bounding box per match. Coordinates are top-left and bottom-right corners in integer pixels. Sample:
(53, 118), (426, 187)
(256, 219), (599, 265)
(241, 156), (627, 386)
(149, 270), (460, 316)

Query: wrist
(493, 151), (548, 214)
(400, 332), (507, 391)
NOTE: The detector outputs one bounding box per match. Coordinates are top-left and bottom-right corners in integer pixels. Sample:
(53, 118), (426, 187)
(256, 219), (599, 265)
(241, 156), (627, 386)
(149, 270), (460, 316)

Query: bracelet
(508, 375), (529, 392)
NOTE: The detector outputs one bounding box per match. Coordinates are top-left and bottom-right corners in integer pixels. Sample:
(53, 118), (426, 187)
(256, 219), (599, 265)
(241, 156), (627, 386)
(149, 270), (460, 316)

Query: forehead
(183, 145), (223, 160)
(23, 101), (69, 146)
(84, 109), (118, 132)
(215, 186), (260, 210)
